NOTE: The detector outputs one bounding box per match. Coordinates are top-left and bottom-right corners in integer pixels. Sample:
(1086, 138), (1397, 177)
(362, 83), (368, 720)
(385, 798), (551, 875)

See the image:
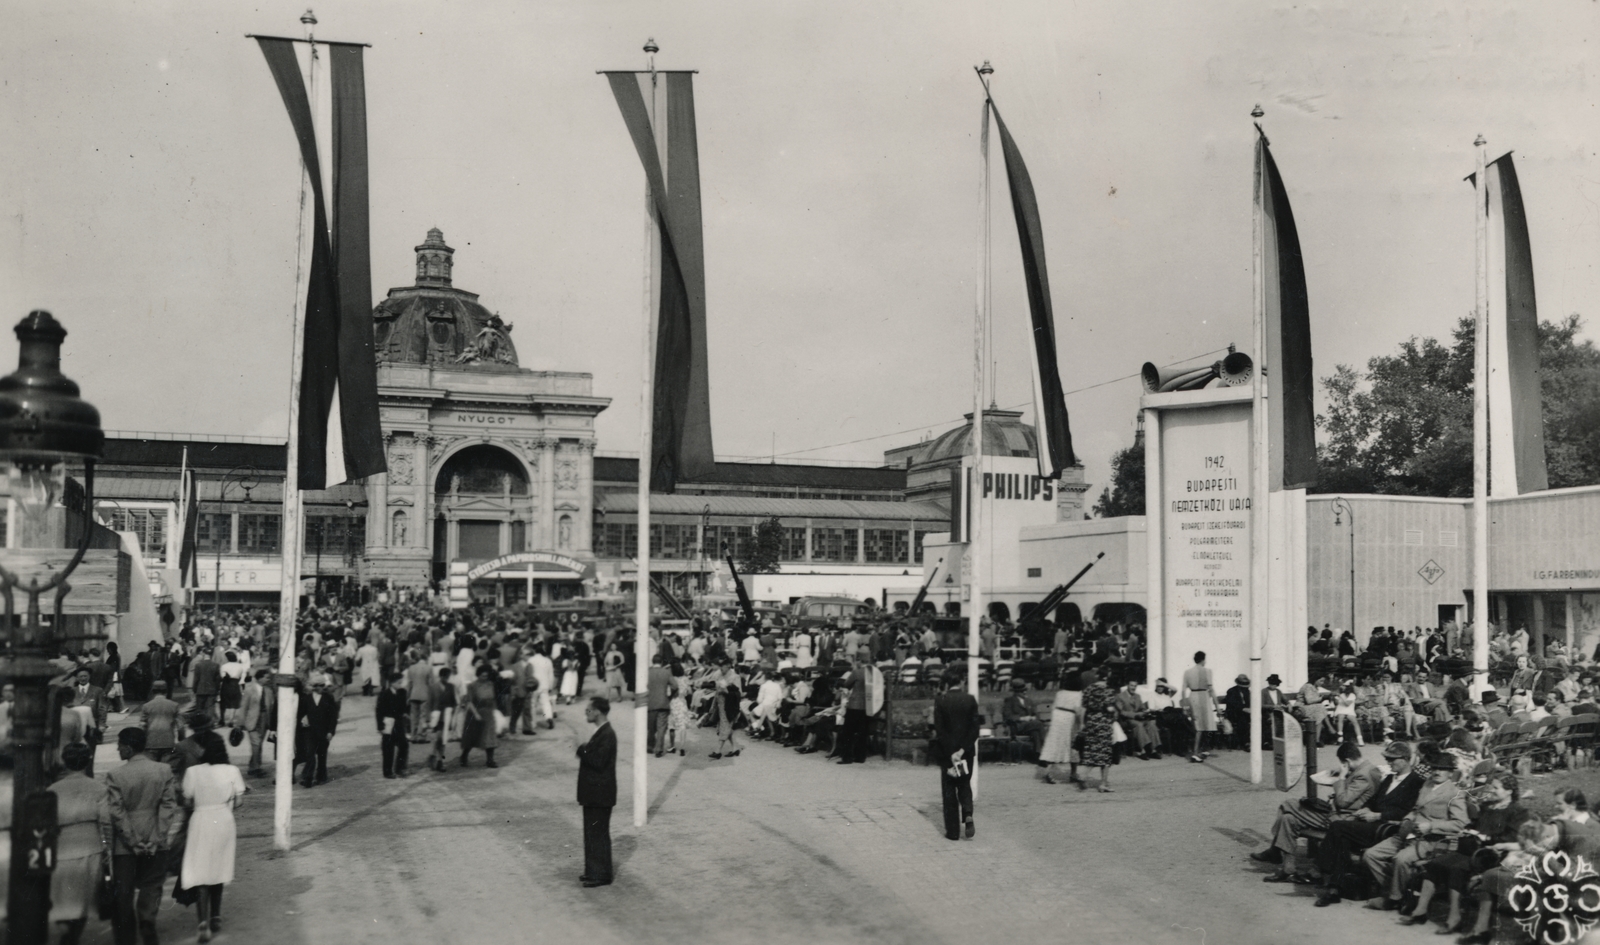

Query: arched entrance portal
(431, 444), (579, 605)
(431, 445), (532, 592)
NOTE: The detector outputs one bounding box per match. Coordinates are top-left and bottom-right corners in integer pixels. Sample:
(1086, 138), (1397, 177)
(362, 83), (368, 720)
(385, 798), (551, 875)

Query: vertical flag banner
(1475, 153), (1548, 496)
(603, 70), (716, 493)
(986, 101), (1075, 479)
(1254, 133), (1318, 491)
(257, 38), (386, 490)
(176, 466), (200, 590)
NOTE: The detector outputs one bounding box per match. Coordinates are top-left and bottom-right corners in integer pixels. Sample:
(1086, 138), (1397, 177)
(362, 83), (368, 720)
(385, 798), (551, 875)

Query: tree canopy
(741, 516), (784, 574)
(1316, 314), (1600, 496)
(1092, 438), (1145, 517)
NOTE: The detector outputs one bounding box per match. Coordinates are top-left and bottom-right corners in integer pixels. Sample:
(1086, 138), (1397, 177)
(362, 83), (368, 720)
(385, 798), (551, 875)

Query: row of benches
(1484, 712), (1600, 771)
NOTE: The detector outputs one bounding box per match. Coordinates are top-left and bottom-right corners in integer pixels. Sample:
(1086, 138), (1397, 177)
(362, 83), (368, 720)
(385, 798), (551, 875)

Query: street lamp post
(0, 311), (104, 944)
(214, 465), (259, 615)
(1332, 498), (1357, 639)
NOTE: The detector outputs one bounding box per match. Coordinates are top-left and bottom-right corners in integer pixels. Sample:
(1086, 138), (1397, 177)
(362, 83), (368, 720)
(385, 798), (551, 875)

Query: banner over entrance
(466, 551), (594, 582)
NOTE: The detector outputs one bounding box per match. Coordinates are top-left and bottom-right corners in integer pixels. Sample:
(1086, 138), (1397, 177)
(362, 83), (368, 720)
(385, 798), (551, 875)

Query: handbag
(95, 839), (115, 920)
(229, 726), (245, 747)
(1111, 722), (1128, 744)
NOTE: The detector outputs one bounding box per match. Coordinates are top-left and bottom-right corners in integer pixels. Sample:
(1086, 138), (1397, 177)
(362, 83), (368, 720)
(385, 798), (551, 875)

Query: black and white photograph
(3, 2), (1600, 943)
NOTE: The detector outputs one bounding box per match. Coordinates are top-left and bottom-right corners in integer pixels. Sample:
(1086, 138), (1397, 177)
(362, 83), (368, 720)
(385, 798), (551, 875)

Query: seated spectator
(1253, 741), (1377, 882)
(1001, 679), (1043, 756)
(1223, 675), (1251, 751)
(1146, 678), (1191, 756)
(1360, 749), (1468, 912)
(1464, 789), (1600, 943)
(1407, 771), (1528, 936)
(1312, 742), (1426, 906)
(1443, 675), (1473, 718)
(1114, 678), (1160, 760)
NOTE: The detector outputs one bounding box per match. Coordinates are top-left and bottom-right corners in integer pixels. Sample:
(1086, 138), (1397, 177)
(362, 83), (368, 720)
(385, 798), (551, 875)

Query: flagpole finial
(977, 60), (994, 76)
(1474, 134), (1486, 148)
(643, 37), (659, 55)
(300, 9), (317, 27)
(1251, 103), (1264, 118)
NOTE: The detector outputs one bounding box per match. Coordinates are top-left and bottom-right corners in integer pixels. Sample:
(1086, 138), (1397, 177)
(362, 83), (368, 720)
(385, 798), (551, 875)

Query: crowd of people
(1248, 621), (1600, 945)
(24, 591), (1594, 942)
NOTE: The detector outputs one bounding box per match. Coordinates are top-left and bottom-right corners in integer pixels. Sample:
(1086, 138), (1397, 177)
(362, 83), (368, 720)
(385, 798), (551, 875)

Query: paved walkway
(66, 697), (1477, 945)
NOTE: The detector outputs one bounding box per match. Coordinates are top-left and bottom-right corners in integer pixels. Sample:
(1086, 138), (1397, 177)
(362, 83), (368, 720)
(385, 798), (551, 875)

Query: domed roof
(372, 229), (521, 369)
(918, 408), (1038, 465)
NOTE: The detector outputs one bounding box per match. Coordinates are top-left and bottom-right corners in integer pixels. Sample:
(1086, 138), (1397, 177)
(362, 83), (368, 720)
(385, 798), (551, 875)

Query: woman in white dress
(1331, 684), (1363, 746)
(1180, 651), (1217, 763)
(558, 644), (580, 704)
(182, 739), (248, 943)
(1038, 682), (1082, 786)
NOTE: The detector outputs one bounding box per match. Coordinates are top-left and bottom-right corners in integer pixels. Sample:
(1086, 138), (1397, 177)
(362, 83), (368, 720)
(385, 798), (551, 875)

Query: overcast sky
(4, 1), (1598, 496)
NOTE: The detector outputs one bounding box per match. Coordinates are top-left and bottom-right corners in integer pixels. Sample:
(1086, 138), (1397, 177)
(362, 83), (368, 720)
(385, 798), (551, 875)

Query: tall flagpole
(1472, 134), (1490, 693)
(632, 37), (660, 830)
(969, 62), (993, 712)
(272, 7), (318, 852)
(1248, 105), (1268, 786)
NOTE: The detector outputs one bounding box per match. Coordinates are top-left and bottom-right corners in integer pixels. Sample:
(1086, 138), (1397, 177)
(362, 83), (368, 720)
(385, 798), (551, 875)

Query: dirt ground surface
(56, 695), (1571, 945)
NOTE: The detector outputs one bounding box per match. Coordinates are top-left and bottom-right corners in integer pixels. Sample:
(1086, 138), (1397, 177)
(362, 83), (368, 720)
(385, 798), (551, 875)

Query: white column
(1144, 406), (1165, 685)
(577, 441), (596, 553)
(539, 438), (558, 549)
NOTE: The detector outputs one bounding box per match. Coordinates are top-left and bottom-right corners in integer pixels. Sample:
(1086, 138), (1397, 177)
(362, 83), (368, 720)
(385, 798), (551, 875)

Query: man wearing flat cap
(1311, 741), (1426, 906)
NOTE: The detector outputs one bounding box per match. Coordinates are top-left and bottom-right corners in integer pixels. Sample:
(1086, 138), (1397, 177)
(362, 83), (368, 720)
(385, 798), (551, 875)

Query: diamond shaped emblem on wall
(1417, 559), (1445, 585)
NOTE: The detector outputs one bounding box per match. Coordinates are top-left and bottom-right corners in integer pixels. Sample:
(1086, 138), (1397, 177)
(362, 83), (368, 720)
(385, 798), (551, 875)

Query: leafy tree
(1093, 439), (1145, 517)
(741, 516), (784, 574)
(1316, 314), (1600, 496)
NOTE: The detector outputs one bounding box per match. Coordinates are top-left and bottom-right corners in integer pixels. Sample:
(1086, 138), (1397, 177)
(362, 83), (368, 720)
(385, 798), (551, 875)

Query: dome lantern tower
(415, 227), (454, 287)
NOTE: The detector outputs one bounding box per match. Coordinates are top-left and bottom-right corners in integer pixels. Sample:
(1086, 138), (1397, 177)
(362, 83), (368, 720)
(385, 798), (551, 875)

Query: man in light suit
(67, 667), (109, 749)
(1362, 749), (1469, 911)
(240, 668), (274, 776)
(105, 726), (179, 945)
(576, 695), (617, 887)
(138, 680), (182, 763)
(1254, 740), (1381, 881)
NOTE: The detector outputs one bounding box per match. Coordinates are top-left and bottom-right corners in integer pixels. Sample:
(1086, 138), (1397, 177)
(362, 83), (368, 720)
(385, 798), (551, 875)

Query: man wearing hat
(933, 669), (980, 840)
(1115, 677), (1160, 760)
(1001, 679), (1043, 757)
(1360, 748), (1468, 912)
(1224, 674), (1252, 751)
(1259, 675), (1286, 750)
(1312, 742), (1426, 906)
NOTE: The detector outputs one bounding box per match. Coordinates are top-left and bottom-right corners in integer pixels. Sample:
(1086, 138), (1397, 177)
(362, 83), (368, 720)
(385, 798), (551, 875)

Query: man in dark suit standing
(375, 672), (410, 779)
(933, 669), (980, 841)
(190, 651), (222, 722)
(576, 695), (617, 887)
(297, 674), (341, 787)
